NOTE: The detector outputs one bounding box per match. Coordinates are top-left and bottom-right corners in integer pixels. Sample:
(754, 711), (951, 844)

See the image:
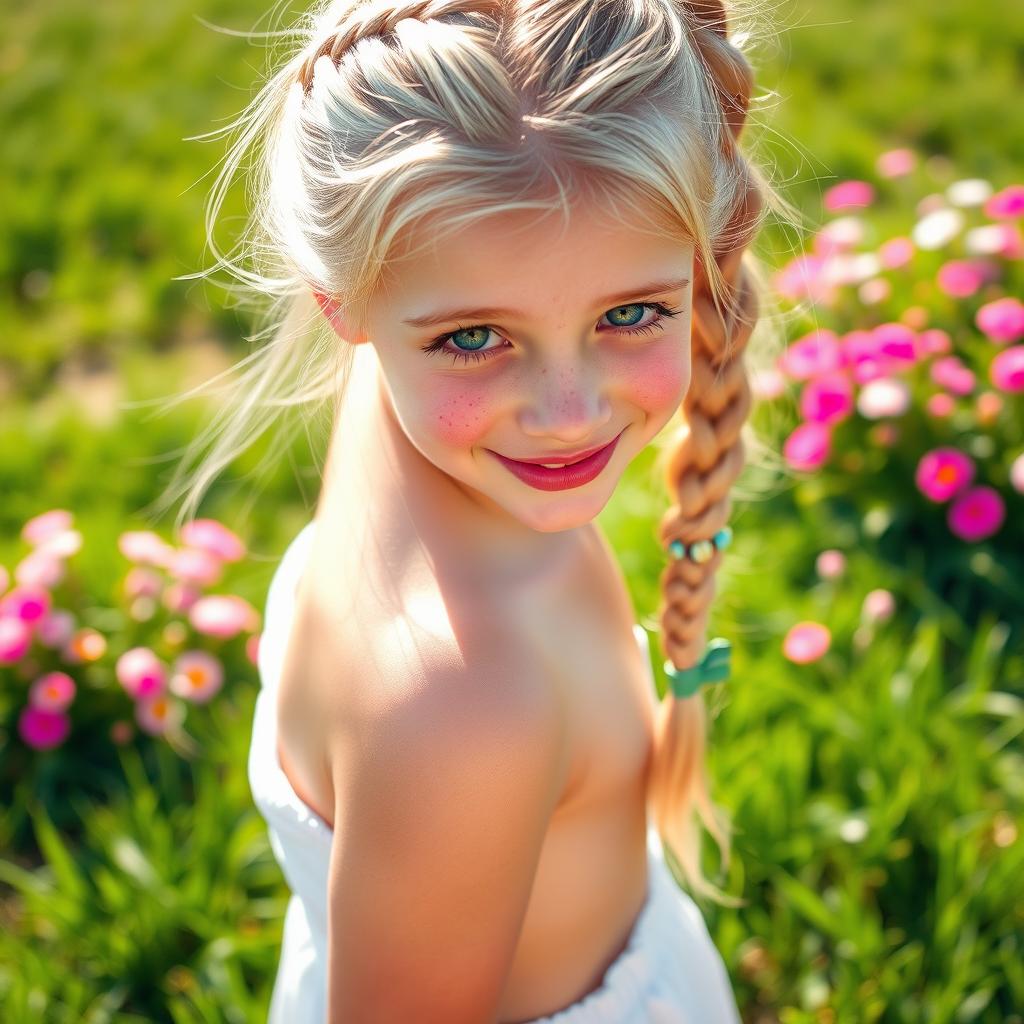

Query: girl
(164, 0), (797, 1018)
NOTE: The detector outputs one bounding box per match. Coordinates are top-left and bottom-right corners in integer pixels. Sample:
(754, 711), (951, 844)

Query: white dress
(248, 521), (742, 1023)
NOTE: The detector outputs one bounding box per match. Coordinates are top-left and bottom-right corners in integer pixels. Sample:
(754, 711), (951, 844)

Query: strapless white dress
(248, 521), (742, 1023)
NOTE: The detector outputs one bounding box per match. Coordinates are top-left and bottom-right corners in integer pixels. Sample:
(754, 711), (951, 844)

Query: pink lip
(488, 429), (625, 492)
(511, 437), (620, 465)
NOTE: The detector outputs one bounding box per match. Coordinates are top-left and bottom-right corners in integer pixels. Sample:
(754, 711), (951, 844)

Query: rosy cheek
(620, 344), (690, 412)
(424, 382), (497, 447)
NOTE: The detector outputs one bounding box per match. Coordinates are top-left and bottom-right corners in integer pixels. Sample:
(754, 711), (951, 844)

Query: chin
(508, 487), (614, 533)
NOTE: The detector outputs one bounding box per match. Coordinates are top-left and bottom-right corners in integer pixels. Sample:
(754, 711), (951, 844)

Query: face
(317, 195), (694, 537)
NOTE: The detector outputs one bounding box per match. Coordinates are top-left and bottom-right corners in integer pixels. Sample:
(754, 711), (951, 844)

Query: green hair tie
(663, 637), (732, 698)
(661, 527), (734, 696)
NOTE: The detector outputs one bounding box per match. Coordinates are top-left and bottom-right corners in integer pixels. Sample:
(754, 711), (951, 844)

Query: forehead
(375, 197), (693, 314)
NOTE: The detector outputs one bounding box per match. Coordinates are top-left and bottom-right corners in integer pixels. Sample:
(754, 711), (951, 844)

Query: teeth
(539, 462), (567, 469)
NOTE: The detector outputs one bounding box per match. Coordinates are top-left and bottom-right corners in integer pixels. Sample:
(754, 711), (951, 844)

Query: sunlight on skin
(314, 195), (695, 565)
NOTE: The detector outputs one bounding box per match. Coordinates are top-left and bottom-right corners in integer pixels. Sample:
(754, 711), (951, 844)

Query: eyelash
(419, 302), (684, 366)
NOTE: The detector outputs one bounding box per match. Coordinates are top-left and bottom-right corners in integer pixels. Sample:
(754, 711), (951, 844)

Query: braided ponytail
(165, 0), (795, 907)
(648, 0), (764, 907)
(296, 0), (499, 94)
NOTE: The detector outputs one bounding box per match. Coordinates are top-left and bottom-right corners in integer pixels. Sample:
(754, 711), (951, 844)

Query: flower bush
(762, 156), (1023, 627)
(0, 511), (261, 767)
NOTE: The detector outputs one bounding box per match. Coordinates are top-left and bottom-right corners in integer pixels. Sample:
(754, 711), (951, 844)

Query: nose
(518, 362), (613, 444)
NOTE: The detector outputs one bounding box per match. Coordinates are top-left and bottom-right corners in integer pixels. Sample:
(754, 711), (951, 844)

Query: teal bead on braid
(663, 525), (734, 698)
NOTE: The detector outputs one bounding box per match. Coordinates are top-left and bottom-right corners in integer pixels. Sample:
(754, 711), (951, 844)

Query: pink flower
(925, 393), (955, 418)
(783, 621), (831, 664)
(37, 529), (83, 559)
(842, 330), (887, 384)
(783, 421), (832, 472)
(824, 180), (875, 212)
(858, 278), (891, 305)
(21, 509), (73, 546)
(162, 581), (202, 614)
(14, 550), (66, 590)
(931, 357), (976, 396)
(246, 632), (261, 666)
(822, 252), (881, 287)
(861, 589), (895, 624)
(976, 390), (1003, 425)
(178, 519), (246, 563)
(990, 346), (1024, 392)
(1010, 453), (1024, 494)
(168, 547), (224, 587)
(778, 329), (842, 381)
(800, 372), (854, 426)
(878, 237), (915, 269)
(984, 184), (1024, 219)
(29, 671), (77, 713)
(118, 530), (175, 567)
(0, 585), (51, 625)
(169, 650), (224, 704)
(816, 549), (846, 580)
(976, 298), (1024, 344)
(876, 148), (917, 178)
(857, 377), (911, 419)
(936, 259), (995, 299)
(873, 322), (917, 367)
(36, 609), (76, 648)
(966, 223), (1024, 259)
(124, 566), (163, 600)
(0, 617), (32, 663)
(774, 254), (837, 305)
(750, 367), (787, 400)
(115, 647), (167, 699)
(918, 329), (952, 356)
(135, 693), (186, 737)
(915, 448), (976, 503)
(18, 706), (71, 751)
(815, 216), (865, 255)
(948, 486), (1005, 542)
(188, 594), (260, 639)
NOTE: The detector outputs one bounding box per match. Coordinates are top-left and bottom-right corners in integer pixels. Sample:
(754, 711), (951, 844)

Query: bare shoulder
(325, 605), (570, 787)
(321, 616), (570, 1019)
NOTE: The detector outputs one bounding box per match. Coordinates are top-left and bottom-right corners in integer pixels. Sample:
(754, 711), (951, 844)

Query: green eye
(606, 304), (647, 328)
(420, 301), (683, 366)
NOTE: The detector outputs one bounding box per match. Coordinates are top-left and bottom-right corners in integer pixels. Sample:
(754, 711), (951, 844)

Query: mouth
(486, 428), (625, 492)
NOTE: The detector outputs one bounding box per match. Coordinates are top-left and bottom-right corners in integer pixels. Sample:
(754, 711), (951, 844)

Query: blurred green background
(1, 1), (1022, 1021)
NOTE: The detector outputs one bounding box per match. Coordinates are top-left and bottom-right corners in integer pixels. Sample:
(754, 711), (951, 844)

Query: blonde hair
(151, 0), (804, 904)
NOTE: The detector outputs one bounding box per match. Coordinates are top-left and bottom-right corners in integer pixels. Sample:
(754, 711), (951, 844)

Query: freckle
(430, 390), (491, 447)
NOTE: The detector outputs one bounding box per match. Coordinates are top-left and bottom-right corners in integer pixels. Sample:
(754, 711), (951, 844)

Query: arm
(324, 669), (566, 1023)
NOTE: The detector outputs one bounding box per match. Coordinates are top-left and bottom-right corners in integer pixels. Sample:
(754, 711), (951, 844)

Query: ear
(313, 290), (369, 344)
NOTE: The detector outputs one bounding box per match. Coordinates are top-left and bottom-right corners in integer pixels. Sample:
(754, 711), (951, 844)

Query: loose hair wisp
(157, 0), (802, 904)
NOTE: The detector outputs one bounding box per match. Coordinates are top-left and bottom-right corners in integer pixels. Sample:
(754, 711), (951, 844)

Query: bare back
(273, 350), (658, 1020)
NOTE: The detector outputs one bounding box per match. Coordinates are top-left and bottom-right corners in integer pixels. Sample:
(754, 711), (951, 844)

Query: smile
(487, 429), (625, 492)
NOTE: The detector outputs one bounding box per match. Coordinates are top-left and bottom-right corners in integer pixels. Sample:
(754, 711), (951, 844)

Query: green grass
(1, 0), (1022, 1020)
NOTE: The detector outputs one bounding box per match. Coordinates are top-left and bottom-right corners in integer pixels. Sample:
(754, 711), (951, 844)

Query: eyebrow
(401, 277), (691, 329)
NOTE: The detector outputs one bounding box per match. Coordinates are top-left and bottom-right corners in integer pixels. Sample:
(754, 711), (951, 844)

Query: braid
(658, 0), (761, 674)
(679, 0), (756, 150)
(649, 0), (764, 903)
(296, 0), (500, 94)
